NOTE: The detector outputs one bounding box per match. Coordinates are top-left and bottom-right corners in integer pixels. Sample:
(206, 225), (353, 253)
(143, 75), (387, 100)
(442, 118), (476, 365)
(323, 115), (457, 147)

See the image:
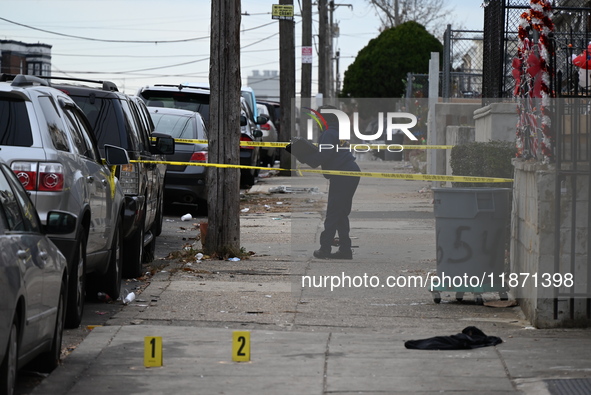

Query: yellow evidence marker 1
(232, 331), (250, 362)
(144, 336), (163, 367)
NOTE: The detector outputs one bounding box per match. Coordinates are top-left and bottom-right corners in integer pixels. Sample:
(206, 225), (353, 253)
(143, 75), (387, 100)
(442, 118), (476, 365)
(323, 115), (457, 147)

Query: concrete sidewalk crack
(323, 332), (332, 394)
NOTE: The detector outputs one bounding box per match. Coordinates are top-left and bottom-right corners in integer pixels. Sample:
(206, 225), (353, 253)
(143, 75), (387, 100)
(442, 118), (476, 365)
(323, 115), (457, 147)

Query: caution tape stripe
(129, 159), (513, 183)
(160, 138), (452, 150)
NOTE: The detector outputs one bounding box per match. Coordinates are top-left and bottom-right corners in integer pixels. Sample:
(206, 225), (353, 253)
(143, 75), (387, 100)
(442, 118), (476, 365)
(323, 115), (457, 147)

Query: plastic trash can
(431, 187), (511, 304)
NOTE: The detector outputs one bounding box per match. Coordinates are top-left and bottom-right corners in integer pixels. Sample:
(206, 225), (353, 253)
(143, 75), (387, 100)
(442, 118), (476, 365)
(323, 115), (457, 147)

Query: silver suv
(0, 74), (130, 328)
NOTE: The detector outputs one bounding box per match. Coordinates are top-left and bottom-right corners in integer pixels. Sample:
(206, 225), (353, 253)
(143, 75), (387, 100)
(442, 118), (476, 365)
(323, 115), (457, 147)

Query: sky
(1, 0), (485, 95)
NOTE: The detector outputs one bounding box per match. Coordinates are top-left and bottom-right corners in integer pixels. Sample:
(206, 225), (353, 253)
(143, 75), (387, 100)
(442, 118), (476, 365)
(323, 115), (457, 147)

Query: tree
(207, 0), (242, 257)
(340, 21), (442, 99)
(367, 0), (456, 38)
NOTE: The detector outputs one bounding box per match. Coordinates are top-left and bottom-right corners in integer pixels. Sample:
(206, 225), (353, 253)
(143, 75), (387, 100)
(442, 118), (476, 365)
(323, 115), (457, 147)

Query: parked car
(137, 83), (266, 187)
(0, 74), (129, 328)
(0, 162), (78, 395)
(51, 78), (174, 278)
(256, 103), (279, 167)
(257, 100), (281, 136)
(148, 106), (208, 212)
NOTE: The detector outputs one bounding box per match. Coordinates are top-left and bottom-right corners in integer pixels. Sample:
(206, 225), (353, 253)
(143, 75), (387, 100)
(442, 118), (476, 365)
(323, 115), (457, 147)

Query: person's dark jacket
(297, 123), (359, 179)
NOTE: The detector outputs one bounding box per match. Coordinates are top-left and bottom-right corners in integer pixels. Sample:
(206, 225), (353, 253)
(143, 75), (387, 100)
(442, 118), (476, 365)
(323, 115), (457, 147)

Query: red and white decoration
(513, 0), (555, 161)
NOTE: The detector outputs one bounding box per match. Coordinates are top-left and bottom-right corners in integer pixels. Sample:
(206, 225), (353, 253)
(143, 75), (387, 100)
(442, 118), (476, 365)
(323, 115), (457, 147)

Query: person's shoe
(330, 249), (353, 260)
(313, 249), (332, 259)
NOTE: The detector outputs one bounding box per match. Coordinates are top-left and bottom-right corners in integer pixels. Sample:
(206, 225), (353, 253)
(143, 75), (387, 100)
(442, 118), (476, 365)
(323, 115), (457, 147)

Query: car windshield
(142, 91), (210, 125)
(151, 113), (200, 140)
(0, 98), (33, 146)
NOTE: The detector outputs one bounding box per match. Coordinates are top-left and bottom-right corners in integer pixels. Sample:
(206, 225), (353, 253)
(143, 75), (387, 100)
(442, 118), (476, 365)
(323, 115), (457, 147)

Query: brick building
(0, 39), (52, 76)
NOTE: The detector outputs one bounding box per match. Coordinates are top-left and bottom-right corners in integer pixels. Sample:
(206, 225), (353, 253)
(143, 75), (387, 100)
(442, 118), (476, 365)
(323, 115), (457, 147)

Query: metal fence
(442, 27), (484, 99)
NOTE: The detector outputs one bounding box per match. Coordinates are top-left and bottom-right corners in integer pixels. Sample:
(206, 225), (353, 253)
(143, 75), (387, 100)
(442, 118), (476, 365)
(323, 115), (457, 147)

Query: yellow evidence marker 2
(232, 331), (250, 362)
(144, 336), (163, 367)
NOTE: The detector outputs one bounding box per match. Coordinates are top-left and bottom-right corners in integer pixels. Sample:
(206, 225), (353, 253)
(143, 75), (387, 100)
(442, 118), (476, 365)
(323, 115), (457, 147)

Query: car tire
(123, 212), (145, 279)
(66, 234), (87, 329)
(0, 319), (18, 395)
(101, 217), (123, 300)
(152, 194), (164, 237)
(143, 237), (155, 264)
(35, 277), (66, 373)
(240, 168), (256, 187)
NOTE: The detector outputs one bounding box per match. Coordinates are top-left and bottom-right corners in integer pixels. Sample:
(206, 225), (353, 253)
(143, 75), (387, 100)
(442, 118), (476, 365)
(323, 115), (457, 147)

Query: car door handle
(17, 249), (29, 260)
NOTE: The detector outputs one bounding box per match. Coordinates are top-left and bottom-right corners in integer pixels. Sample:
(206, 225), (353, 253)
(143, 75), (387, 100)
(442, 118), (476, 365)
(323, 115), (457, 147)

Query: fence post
(443, 24), (452, 101)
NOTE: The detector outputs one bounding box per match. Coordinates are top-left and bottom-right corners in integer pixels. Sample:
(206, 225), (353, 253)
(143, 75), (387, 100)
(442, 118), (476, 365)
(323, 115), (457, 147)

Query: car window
(72, 95), (121, 149)
(151, 113), (195, 139)
(120, 99), (143, 151)
(127, 99), (152, 152)
(0, 165), (41, 233)
(0, 97), (33, 147)
(63, 107), (98, 161)
(38, 96), (70, 152)
(142, 90), (210, 124)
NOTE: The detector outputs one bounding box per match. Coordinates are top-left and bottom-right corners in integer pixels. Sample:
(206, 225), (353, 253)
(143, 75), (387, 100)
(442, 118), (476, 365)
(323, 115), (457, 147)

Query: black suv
(50, 78), (174, 278)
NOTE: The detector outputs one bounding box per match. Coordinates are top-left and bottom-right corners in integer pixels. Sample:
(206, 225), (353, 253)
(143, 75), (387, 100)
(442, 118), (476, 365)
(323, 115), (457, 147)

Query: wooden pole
(207, 0), (241, 256)
(279, 0), (295, 173)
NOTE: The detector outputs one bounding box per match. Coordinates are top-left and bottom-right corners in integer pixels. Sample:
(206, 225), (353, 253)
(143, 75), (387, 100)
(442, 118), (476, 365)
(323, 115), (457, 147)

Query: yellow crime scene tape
(161, 138), (453, 150)
(130, 159), (513, 183)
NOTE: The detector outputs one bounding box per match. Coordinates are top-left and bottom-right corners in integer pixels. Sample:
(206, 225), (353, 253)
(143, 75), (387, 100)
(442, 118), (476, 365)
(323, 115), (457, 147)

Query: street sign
(272, 4), (294, 20)
(302, 46), (313, 64)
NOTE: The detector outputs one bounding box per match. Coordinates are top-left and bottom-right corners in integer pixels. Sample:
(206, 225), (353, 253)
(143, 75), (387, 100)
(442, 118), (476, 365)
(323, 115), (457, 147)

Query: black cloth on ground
(404, 326), (502, 350)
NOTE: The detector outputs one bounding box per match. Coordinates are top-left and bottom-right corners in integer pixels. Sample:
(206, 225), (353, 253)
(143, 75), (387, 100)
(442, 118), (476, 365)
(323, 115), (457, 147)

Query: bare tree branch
(366, 0), (460, 37)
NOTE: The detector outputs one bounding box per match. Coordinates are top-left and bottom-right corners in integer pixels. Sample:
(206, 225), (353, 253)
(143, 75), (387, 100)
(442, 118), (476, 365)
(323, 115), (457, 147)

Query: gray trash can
(431, 187), (511, 304)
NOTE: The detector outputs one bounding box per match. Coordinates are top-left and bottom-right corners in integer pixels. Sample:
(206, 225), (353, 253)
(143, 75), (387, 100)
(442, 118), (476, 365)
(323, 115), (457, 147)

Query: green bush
(450, 141), (516, 188)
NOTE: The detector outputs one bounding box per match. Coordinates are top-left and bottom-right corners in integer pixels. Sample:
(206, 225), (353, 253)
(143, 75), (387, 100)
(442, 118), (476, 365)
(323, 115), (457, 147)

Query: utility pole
(279, 0), (295, 172)
(207, 0), (242, 255)
(318, 0), (328, 98)
(300, 0), (312, 137)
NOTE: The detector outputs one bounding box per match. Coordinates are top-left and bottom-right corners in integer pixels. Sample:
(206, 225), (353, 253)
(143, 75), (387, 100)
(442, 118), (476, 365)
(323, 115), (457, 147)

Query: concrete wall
(430, 102), (481, 180)
(474, 103), (518, 142)
(511, 159), (590, 328)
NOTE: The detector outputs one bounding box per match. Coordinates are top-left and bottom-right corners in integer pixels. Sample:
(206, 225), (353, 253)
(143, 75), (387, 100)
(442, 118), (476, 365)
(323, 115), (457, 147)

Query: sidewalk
(33, 159), (591, 395)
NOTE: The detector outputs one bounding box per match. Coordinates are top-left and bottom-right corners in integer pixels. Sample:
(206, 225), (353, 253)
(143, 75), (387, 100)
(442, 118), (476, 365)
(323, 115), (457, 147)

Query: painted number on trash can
(232, 331), (250, 362)
(144, 336), (163, 367)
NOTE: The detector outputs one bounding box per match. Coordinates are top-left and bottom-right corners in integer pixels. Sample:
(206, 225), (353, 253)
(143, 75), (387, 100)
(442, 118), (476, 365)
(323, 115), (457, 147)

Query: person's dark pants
(319, 173), (360, 252)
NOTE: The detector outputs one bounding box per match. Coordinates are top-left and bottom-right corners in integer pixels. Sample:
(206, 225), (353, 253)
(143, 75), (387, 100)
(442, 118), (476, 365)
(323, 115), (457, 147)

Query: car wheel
(123, 213), (145, 278)
(143, 237), (155, 264)
(101, 217), (123, 299)
(152, 195), (164, 237)
(66, 234), (86, 329)
(0, 319), (18, 395)
(35, 278), (66, 372)
(240, 168), (256, 187)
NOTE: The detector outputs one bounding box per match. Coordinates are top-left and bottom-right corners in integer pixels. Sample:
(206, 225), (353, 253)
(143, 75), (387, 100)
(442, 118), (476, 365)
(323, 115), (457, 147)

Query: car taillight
(240, 135), (255, 149)
(260, 123), (271, 131)
(190, 152), (208, 162)
(38, 163), (64, 191)
(119, 163), (140, 195)
(11, 162), (64, 192)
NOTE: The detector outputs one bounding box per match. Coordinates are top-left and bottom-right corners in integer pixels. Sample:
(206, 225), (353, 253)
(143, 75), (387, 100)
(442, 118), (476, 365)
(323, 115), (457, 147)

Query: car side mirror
(151, 133), (175, 155)
(256, 115), (269, 125)
(45, 211), (77, 234)
(104, 144), (130, 165)
(253, 129), (263, 138)
(240, 115), (248, 127)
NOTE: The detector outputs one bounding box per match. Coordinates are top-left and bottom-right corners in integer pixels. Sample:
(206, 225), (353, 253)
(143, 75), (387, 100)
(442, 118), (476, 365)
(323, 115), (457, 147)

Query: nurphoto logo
(304, 107), (418, 142)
